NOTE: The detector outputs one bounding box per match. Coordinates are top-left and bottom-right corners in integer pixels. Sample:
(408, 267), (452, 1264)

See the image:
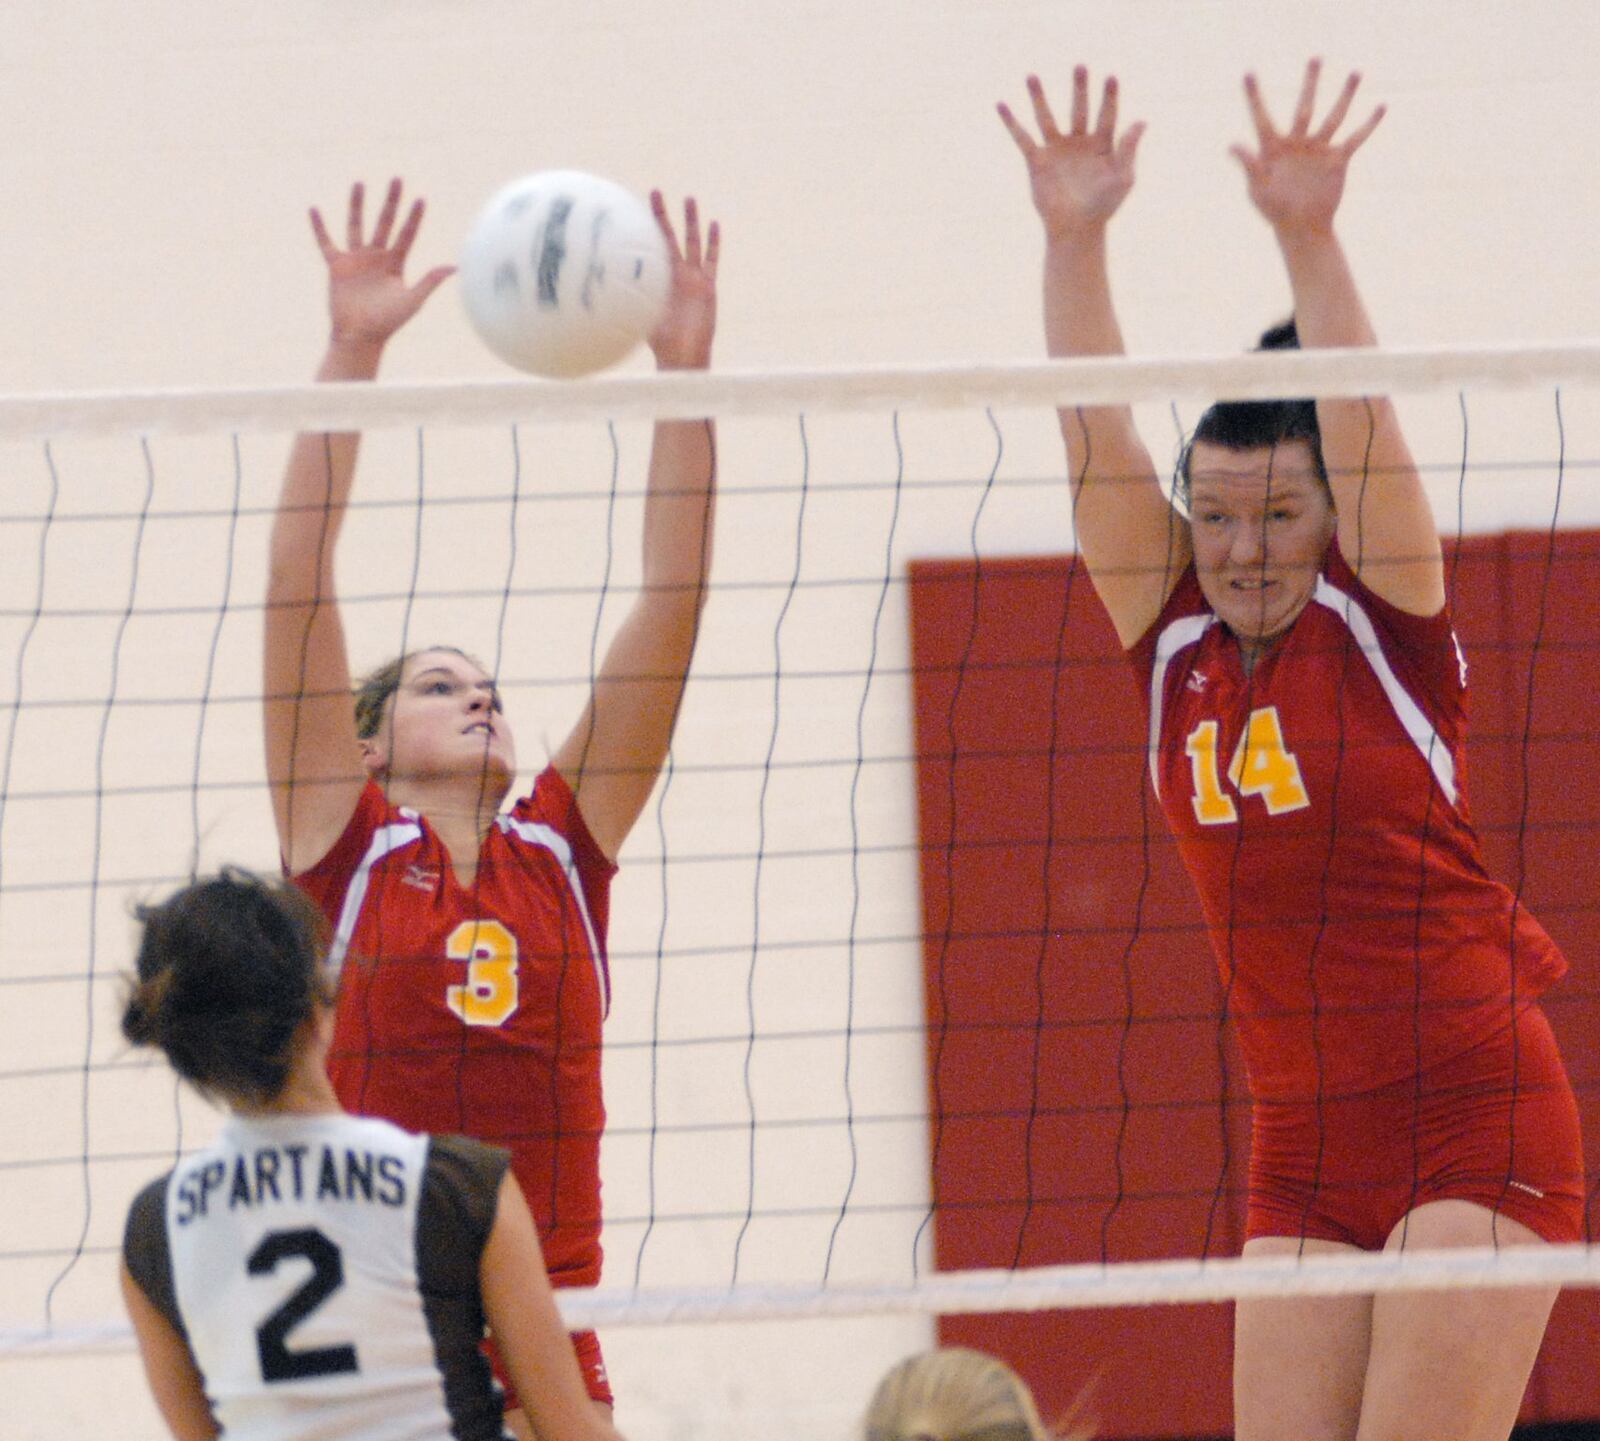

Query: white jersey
(123, 1112), (510, 1441)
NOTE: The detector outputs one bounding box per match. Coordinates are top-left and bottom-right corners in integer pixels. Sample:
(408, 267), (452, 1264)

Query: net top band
(4, 342), (1600, 438)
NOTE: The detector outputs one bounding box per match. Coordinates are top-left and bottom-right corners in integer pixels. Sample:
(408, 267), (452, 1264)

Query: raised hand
(647, 192), (719, 371)
(1231, 59), (1384, 236)
(998, 68), (1146, 239)
(309, 179), (456, 351)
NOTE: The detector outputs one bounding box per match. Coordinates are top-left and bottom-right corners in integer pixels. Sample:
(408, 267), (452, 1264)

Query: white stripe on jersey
(165, 1113), (452, 1441)
(1311, 577), (1458, 809)
(496, 813), (609, 1016)
(1147, 613), (1216, 800)
(329, 819), (424, 974)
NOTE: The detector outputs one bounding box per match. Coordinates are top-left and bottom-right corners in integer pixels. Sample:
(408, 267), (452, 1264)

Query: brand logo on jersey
(1186, 669), (1208, 694)
(400, 864), (438, 892)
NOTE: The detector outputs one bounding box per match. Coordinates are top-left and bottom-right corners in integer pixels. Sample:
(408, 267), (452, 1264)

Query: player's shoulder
(419, 1134), (511, 1251)
(1314, 539), (1463, 689)
(507, 763), (578, 828)
(1129, 565), (1212, 674)
(426, 1133), (510, 1190)
(292, 781), (427, 891)
(124, 1169), (175, 1249)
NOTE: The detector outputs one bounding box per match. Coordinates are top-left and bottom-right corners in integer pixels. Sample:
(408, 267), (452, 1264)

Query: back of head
(1178, 318), (1326, 500)
(864, 1348), (1086, 1441)
(121, 869), (332, 1107)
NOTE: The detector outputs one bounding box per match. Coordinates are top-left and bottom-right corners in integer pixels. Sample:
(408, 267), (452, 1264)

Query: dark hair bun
(122, 869), (332, 1105)
(1256, 318), (1301, 352)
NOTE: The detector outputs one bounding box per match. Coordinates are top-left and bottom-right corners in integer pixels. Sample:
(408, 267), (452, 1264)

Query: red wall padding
(907, 534), (1600, 1439)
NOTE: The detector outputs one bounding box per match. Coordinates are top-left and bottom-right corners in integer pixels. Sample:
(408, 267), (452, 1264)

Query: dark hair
(1176, 319), (1328, 504)
(353, 646), (483, 740)
(121, 869), (334, 1106)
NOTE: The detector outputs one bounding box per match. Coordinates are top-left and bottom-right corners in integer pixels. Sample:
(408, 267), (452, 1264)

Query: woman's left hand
(648, 192), (719, 371)
(1231, 59), (1384, 236)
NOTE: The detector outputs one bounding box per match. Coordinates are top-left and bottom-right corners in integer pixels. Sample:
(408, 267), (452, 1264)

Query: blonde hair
(863, 1347), (1091, 1441)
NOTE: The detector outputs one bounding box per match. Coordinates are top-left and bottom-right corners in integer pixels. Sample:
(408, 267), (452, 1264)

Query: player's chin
(448, 747), (515, 793)
(1225, 594), (1308, 646)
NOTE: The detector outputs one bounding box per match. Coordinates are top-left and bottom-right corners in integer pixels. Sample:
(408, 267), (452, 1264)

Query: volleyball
(459, 170), (671, 378)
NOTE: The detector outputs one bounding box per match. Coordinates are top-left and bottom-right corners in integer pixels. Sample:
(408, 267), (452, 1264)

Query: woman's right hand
(998, 68), (1145, 239)
(309, 178), (455, 352)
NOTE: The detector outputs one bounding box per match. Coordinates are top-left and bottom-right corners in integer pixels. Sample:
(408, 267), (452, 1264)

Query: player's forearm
(1043, 229), (1151, 493)
(1273, 224), (1378, 351)
(268, 340), (383, 595)
(1043, 227), (1129, 360)
(639, 418), (715, 615)
(1273, 222), (1409, 451)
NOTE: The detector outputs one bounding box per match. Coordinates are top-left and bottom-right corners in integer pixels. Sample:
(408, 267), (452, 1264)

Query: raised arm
(552, 193), (718, 861)
(264, 180), (454, 873)
(1233, 61), (1444, 615)
(480, 1172), (627, 1441)
(999, 69), (1189, 647)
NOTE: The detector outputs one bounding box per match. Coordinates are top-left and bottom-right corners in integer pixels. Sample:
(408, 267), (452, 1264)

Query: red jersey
(1130, 541), (1565, 1102)
(293, 765), (615, 1287)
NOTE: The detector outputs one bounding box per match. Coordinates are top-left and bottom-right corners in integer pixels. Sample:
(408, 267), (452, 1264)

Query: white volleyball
(460, 170), (670, 377)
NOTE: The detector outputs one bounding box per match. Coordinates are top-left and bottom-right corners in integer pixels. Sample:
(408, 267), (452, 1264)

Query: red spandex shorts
(1247, 1004), (1585, 1249)
(487, 1326), (613, 1413)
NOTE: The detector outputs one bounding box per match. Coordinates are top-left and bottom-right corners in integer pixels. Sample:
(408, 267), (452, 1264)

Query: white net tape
(0, 343), (1598, 437)
(8, 1244), (1599, 1357)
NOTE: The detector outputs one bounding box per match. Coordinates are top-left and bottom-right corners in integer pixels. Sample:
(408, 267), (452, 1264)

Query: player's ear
(303, 1001), (337, 1068)
(359, 734), (386, 778)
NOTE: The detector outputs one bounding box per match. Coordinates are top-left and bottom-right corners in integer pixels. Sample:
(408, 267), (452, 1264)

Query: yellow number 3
(1184, 706), (1310, 826)
(445, 920), (519, 1027)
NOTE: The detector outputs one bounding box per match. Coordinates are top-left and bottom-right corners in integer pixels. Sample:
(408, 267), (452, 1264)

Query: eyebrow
(411, 667), (498, 691)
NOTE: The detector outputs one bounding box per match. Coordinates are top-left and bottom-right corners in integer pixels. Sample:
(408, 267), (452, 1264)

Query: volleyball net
(2, 345), (1599, 1374)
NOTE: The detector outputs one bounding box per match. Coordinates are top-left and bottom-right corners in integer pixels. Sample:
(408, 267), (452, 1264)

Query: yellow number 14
(1184, 706), (1310, 826)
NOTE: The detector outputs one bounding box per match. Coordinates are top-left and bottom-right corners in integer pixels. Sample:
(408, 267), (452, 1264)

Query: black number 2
(248, 1228), (360, 1382)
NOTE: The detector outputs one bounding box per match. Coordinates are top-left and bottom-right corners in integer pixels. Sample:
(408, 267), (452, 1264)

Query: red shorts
(487, 1327), (613, 1412)
(1247, 1004), (1584, 1249)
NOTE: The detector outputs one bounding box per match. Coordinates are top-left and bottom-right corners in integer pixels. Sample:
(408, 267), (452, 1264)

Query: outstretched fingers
(1094, 73), (1120, 143)
(1227, 141), (1262, 180)
(1289, 56), (1322, 136)
(369, 178), (403, 248)
(999, 69), (1128, 157)
(1314, 69), (1361, 142)
(996, 97), (1037, 158)
(1115, 118), (1148, 170)
(408, 264), (457, 309)
(1068, 65), (1090, 135)
(1241, 72), (1278, 145)
(1250, 62), (1383, 155)
(391, 197), (427, 262)
(652, 191), (719, 276)
(345, 180), (366, 250)
(702, 215), (721, 278)
(1030, 72), (1065, 142)
(651, 188), (681, 257)
(320, 178), (423, 260)
(681, 196), (702, 268)
(1339, 101), (1386, 156)
(309, 206), (337, 262)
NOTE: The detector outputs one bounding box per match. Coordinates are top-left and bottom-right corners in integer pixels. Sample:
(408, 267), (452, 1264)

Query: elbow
(266, 556), (336, 611)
